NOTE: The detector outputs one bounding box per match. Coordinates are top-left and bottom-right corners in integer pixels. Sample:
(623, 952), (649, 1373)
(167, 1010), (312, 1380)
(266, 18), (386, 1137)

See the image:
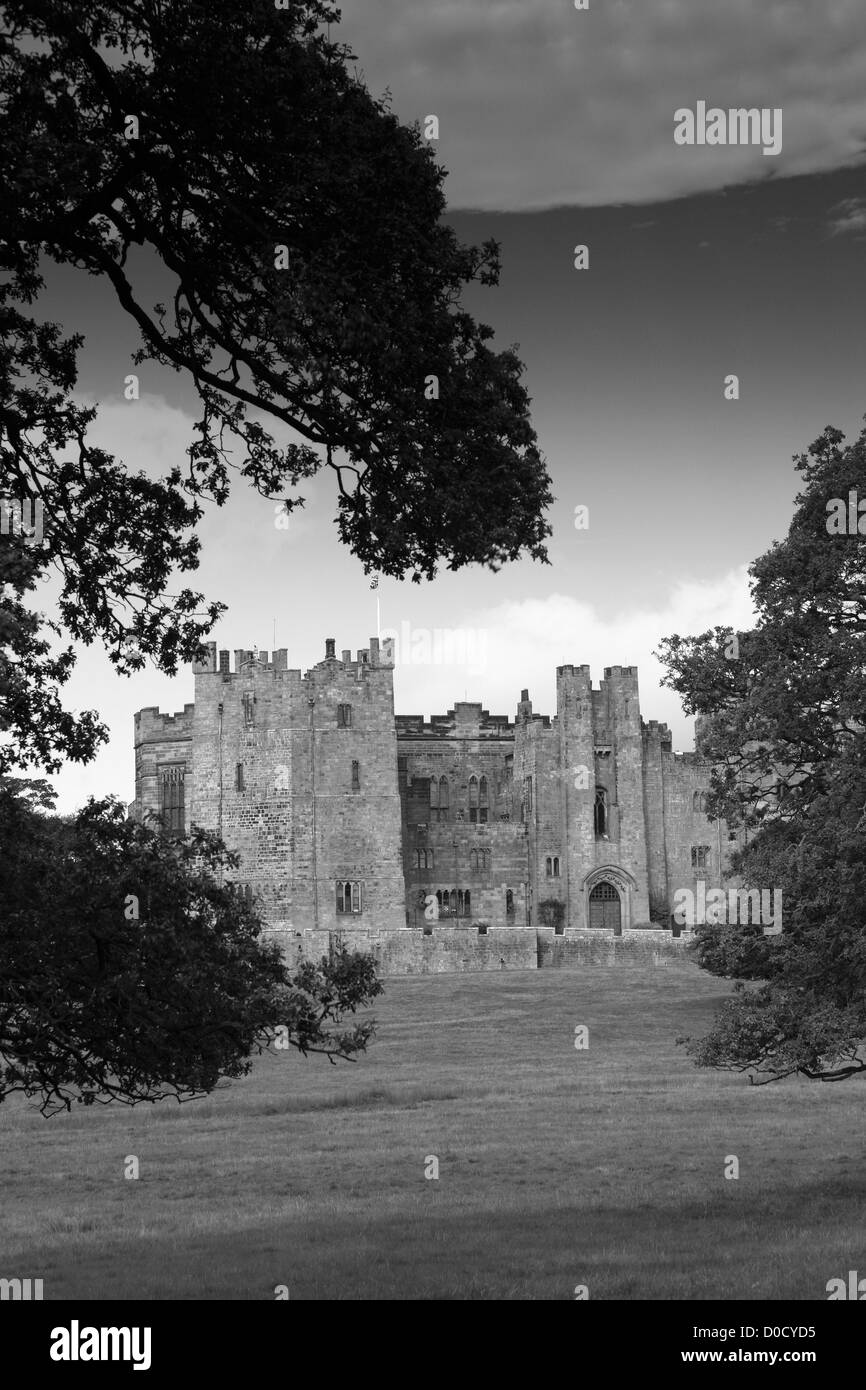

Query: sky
(15, 0), (866, 813)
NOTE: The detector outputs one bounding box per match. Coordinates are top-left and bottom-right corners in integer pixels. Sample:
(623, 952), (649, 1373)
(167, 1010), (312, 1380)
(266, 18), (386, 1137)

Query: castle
(131, 638), (736, 972)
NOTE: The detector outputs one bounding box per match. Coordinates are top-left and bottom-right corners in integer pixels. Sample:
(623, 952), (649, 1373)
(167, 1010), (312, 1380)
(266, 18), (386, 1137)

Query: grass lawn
(1, 964), (864, 1300)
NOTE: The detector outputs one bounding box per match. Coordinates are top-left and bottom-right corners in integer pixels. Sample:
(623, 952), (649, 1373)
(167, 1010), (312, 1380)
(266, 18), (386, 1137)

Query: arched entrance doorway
(589, 881), (622, 935)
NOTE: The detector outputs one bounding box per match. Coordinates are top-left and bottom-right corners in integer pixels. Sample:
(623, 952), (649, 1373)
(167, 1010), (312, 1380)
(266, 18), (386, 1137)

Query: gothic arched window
(336, 881), (363, 914)
(470, 775), (488, 824)
(594, 787), (608, 838)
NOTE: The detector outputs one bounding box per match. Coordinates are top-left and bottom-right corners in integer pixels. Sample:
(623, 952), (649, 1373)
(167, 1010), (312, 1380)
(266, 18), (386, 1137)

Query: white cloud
(43, 566), (753, 816)
(338, 0), (866, 211)
(390, 568), (755, 747)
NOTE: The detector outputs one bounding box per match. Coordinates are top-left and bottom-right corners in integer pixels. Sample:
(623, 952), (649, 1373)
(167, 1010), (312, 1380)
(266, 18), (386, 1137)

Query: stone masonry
(131, 638), (736, 974)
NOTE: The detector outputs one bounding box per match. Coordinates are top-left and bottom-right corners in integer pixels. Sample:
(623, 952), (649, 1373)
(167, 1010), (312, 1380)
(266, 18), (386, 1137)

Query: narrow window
(437, 776), (449, 822)
(546, 855), (553, 877)
(479, 775), (488, 824)
(159, 766), (185, 837)
(242, 691), (255, 726)
(469, 775), (479, 823)
(337, 703), (352, 728)
(594, 787), (607, 837)
(506, 888), (514, 916)
(553, 855), (560, 878)
(236, 762), (244, 793)
(351, 759), (360, 791)
(522, 776), (533, 821)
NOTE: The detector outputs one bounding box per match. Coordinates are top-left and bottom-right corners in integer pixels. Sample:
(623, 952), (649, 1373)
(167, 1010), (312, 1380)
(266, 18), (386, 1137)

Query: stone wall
(397, 702), (529, 928)
(132, 642), (732, 964)
(657, 737), (735, 920)
(188, 638), (405, 934)
(537, 927), (694, 968)
(263, 924), (538, 975)
(132, 704), (194, 830)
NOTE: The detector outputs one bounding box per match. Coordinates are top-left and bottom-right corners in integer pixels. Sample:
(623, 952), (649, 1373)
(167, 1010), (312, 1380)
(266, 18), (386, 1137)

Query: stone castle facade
(131, 638), (736, 972)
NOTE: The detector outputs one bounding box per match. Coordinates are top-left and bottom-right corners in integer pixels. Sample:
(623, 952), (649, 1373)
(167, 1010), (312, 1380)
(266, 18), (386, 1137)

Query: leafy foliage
(0, 780), (383, 1114)
(658, 422), (866, 1082)
(1, 0), (551, 768)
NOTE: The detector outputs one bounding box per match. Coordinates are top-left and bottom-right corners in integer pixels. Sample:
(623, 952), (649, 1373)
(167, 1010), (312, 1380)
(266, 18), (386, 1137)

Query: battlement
(643, 719), (673, 746)
(193, 637), (394, 681)
(134, 704), (195, 742)
(396, 705), (516, 739)
(556, 664), (638, 691)
(669, 749), (708, 767)
(131, 642), (719, 961)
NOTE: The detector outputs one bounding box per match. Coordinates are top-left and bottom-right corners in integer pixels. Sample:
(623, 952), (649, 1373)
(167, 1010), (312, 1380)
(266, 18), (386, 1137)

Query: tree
(0, 0), (552, 771)
(657, 421), (866, 1082)
(0, 779), (383, 1115)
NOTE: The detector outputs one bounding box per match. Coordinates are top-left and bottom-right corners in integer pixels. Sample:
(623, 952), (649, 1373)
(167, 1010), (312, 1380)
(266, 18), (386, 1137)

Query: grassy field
(2, 964), (864, 1300)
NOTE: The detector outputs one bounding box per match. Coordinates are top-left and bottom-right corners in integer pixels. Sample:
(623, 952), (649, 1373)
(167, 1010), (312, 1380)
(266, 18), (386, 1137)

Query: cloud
(827, 196), (866, 235)
(43, 565), (754, 816)
(389, 567), (755, 749)
(337, 0), (866, 211)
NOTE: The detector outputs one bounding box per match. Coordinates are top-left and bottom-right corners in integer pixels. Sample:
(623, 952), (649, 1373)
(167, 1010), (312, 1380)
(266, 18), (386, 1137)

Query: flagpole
(370, 573), (380, 639)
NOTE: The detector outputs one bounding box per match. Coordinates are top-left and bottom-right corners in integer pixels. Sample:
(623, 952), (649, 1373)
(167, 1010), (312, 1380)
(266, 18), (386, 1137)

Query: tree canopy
(658, 421), (866, 1082)
(0, 777), (383, 1115)
(0, 0), (551, 769)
